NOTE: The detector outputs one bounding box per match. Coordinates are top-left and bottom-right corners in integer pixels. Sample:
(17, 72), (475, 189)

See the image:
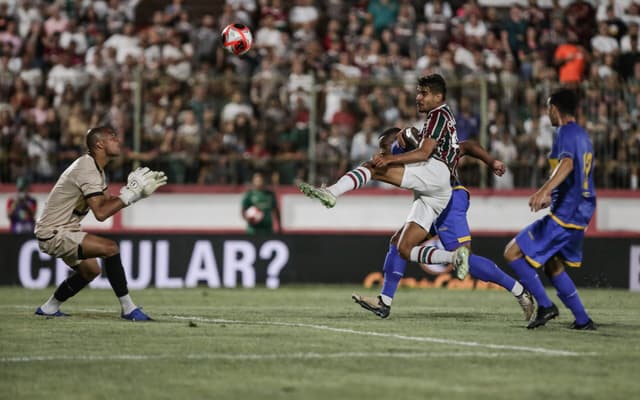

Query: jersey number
(582, 152), (593, 190)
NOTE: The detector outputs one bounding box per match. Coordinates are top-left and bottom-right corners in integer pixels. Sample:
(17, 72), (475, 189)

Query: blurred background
(0, 0), (638, 188)
(0, 0), (638, 289)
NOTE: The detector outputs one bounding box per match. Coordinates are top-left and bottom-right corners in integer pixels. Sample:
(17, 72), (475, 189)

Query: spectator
(6, 176), (37, 234)
(554, 29), (588, 84)
(241, 171), (281, 234)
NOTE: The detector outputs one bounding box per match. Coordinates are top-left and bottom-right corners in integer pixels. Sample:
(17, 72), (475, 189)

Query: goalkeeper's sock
(327, 167), (371, 197)
(52, 273), (91, 303)
(118, 294), (137, 315)
(105, 253), (129, 297)
(410, 245), (454, 264)
(468, 254), (517, 292)
(380, 244), (407, 305)
(508, 258), (553, 308)
(39, 295), (64, 315)
(551, 271), (590, 325)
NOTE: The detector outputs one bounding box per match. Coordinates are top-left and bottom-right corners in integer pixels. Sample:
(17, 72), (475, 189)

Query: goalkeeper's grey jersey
(35, 154), (106, 238)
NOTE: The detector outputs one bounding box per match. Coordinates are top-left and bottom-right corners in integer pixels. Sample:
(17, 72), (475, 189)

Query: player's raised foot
(121, 307), (153, 321)
(35, 307), (69, 317)
(452, 247), (470, 280)
(526, 303), (559, 329)
(352, 293), (390, 319)
(515, 288), (535, 321)
(297, 182), (336, 208)
(570, 319), (597, 331)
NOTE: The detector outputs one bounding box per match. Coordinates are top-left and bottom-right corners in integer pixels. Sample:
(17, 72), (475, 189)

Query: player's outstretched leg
(298, 182), (337, 208)
(298, 166), (372, 208)
(452, 247), (470, 280)
(352, 293), (390, 318)
(467, 253), (535, 321)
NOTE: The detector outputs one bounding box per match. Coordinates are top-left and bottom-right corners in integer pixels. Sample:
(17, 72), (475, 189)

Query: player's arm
(460, 140), (505, 176)
(529, 157), (574, 212)
(86, 192), (126, 221)
(372, 137), (436, 168)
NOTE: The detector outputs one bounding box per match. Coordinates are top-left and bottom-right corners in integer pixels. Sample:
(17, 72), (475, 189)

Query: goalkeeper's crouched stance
(34, 126), (168, 321)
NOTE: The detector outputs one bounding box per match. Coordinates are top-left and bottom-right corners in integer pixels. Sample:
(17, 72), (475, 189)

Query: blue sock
(551, 271), (590, 325)
(469, 254), (516, 292)
(509, 258), (553, 308)
(381, 245), (407, 300)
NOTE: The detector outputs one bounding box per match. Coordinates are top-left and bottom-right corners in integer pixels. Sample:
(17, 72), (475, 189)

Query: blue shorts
(430, 187), (471, 251)
(515, 215), (585, 268)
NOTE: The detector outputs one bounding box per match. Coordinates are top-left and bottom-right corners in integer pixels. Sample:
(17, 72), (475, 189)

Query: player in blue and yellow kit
(504, 89), (596, 330)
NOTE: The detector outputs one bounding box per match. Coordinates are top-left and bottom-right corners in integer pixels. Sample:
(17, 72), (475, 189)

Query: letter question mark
(260, 240), (289, 289)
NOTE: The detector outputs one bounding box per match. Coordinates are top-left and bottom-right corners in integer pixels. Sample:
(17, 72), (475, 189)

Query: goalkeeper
(34, 126), (167, 321)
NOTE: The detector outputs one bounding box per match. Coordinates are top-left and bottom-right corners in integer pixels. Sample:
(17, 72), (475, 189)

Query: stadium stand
(0, 0), (638, 189)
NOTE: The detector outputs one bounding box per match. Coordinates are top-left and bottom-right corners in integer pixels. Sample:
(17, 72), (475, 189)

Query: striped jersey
(418, 103), (460, 175)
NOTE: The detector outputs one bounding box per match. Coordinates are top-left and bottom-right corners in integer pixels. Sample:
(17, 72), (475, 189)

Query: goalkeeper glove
(118, 167), (154, 206)
(141, 170), (168, 197)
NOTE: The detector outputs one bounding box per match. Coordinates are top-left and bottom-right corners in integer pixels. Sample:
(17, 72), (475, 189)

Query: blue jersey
(548, 122), (596, 228)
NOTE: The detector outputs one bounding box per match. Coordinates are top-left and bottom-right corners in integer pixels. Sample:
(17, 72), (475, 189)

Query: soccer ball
(244, 206), (264, 224)
(222, 23), (253, 56)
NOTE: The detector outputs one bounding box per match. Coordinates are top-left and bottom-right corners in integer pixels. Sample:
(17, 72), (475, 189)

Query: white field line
(173, 316), (592, 357)
(1, 351), (536, 363)
(1, 306), (596, 358)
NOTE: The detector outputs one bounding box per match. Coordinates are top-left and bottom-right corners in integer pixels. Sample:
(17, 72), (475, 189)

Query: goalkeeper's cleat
(121, 307), (153, 321)
(35, 307), (69, 317)
(352, 293), (390, 319)
(526, 303), (559, 329)
(298, 182), (336, 208)
(569, 319), (597, 331)
(515, 288), (535, 321)
(452, 246), (470, 280)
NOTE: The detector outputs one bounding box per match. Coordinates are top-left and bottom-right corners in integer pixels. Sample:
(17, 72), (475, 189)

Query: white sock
(511, 281), (525, 297)
(40, 295), (63, 314)
(410, 246), (454, 264)
(118, 294), (137, 315)
(380, 294), (392, 306)
(327, 167), (371, 197)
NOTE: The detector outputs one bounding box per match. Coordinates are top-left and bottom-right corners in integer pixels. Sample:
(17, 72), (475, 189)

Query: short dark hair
(548, 89), (578, 116)
(418, 74), (447, 100)
(86, 126), (114, 151)
(378, 127), (401, 152)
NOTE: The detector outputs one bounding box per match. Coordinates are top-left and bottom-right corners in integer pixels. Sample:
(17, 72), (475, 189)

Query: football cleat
(452, 246), (470, 280)
(515, 288), (535, 321)
(298, 182), (336, 208)
(526, 303), (559, 329)
(121, 307), (153, 321)
(35, 307), (69, 317)
(352, 293), (390, 319)
(569, 319), (597, 330)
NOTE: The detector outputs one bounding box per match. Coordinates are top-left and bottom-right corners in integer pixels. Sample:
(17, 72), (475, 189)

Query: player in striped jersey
(299, 75), (470, 312)
(352, 127), (534, 320)
(504, 89), (596, 330)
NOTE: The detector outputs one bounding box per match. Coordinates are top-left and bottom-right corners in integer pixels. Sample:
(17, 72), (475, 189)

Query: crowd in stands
(0, 0), (639, 189)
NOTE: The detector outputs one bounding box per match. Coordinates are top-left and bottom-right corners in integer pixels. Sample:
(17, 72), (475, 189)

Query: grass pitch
(1, 286), (639, 400)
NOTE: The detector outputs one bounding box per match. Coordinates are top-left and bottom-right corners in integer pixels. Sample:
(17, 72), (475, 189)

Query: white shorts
(37, 228), (87, 267)
(401, 158), (452, 230)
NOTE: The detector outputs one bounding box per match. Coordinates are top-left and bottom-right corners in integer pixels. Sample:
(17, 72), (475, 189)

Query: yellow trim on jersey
(550, 213), (586, 230)
(548, 158), (559, 172)
(564, 260), (582, 268)
(457, 235), (472, 243)
(525, 255), (542, 268)
(452, 185), (468, 192)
